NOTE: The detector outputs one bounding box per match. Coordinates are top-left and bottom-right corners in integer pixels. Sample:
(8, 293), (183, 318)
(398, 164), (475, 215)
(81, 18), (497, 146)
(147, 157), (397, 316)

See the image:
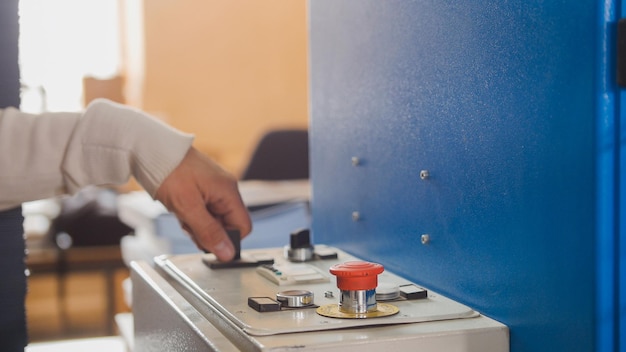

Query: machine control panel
(135, 230), (509, 351)
(156, 245), (478, 337)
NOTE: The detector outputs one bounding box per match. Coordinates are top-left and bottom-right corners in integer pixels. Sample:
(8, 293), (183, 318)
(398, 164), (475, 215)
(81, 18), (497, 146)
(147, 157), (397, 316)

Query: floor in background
(26, 336), (126, 352)
(26, 268), (129, 341)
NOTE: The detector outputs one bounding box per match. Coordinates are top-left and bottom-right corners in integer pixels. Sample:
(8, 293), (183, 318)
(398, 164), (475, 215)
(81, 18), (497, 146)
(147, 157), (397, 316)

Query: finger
(176, 198), (235, 261)
(181, 222), (203, 250)
(210, 192), (252, 239)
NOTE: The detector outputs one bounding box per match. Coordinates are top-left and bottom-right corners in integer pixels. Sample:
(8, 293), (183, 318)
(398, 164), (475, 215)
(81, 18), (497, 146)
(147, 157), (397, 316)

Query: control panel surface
(155, 246), (478, 336)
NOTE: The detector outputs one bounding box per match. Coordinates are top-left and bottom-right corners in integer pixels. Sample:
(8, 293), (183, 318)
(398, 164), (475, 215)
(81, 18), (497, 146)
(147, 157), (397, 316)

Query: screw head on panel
(419, 170), (430, 180)
(352, 157), (360, 166)
(421, 234), (430, 245)
(352, 211), (360, 221)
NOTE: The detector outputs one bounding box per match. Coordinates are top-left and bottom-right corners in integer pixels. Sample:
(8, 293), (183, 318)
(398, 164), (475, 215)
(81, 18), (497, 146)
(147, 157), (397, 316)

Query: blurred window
(18, 0), (121, 113)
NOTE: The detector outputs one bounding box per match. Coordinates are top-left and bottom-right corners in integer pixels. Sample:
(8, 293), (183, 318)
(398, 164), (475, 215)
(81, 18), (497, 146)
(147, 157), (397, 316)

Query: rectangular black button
(248, 297), (281, 312)
(399, 284), (428, 300)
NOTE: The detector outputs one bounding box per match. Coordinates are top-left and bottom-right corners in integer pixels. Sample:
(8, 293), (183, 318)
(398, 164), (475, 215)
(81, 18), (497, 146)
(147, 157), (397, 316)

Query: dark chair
(241, 129), (309, 181)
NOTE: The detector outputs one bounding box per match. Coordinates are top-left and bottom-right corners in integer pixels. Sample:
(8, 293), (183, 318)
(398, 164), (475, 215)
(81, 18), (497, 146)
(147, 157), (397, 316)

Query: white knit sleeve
(0, 99), (194, 210)
(62, 99), (194, 196)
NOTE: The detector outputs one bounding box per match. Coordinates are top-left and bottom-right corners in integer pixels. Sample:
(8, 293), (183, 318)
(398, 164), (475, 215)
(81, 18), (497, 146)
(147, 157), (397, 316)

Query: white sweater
(0, 99), (194, 211)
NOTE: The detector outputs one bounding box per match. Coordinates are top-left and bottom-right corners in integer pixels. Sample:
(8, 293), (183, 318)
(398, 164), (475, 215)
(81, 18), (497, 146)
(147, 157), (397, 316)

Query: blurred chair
(241, 129), (309, 181)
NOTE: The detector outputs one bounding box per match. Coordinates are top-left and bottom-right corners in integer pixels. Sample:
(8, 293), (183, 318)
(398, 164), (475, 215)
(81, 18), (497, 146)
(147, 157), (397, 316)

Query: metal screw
(351, 156), (360, 166)
(352, 211), (360, 221)
(420, 170), (430, 180)
(421, 234), (430, 245)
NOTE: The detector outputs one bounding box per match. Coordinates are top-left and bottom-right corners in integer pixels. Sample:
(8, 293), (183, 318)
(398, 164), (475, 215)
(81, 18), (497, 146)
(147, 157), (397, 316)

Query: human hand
(155, 147), (252, 261)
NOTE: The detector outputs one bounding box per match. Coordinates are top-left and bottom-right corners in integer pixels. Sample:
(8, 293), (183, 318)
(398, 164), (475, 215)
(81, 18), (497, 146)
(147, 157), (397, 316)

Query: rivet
(352, 211), (360, 221)
(352, 157), (360, 166)
(421, 234), (430, 245)
(420, 170), (430, 180)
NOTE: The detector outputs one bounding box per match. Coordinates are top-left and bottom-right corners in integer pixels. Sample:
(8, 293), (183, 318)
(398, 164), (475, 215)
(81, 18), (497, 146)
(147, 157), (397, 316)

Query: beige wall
(132, 0), (309, 176)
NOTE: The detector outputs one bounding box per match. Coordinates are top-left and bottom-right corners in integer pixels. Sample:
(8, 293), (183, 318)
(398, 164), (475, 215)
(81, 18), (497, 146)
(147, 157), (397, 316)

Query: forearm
(0, 99), (193, 210)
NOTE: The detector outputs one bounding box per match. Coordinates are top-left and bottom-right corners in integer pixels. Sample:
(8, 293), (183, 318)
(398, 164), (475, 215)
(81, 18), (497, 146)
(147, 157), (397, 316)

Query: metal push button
(317, 260), (399, 319)
(276, 290), (314, 308)
(329, 261), (384, 314)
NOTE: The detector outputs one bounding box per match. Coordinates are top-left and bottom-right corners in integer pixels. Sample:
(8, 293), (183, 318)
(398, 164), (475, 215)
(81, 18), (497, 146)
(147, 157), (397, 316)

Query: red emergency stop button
(329, 261), (384, 291)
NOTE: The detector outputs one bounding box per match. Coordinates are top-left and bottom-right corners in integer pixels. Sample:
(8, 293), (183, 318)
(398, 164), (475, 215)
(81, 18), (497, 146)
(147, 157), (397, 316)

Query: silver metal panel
(132, 246), (509, 351)
(157, 247), (477, 336)
(131, 261), (240, 352)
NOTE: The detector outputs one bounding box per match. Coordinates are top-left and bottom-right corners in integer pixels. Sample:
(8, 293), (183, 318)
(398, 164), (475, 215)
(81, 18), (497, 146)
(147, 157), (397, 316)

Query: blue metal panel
(596, 2), (620, 352)
(309, 1), (613, 351)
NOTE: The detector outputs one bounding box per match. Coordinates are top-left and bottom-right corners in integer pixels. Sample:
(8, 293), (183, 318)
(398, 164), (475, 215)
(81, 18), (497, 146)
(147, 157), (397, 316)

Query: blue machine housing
(309, 1), (623, 352)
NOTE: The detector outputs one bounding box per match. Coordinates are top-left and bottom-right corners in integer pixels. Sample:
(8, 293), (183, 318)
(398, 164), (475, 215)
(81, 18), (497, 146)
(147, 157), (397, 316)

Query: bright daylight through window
(18, 0), (121, 113)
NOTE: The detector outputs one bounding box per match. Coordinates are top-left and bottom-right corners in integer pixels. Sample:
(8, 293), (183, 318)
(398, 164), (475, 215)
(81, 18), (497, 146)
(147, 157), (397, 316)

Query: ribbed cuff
(63, 99), (194, 196)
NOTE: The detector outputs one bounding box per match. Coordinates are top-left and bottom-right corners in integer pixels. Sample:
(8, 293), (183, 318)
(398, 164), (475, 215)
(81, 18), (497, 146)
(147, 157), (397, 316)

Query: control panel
(132, 229), (509, 351)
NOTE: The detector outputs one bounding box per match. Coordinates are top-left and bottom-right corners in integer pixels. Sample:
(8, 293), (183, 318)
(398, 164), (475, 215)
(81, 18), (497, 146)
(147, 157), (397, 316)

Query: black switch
(290, 228), (311, 249)
(227, 229), (241, 260)
(202, 228), (274, 269)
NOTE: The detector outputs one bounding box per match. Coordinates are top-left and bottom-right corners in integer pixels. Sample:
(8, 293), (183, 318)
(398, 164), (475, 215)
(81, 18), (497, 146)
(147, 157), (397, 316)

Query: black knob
(227, 229), (241, 260)
(290, 229), (311, 249)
